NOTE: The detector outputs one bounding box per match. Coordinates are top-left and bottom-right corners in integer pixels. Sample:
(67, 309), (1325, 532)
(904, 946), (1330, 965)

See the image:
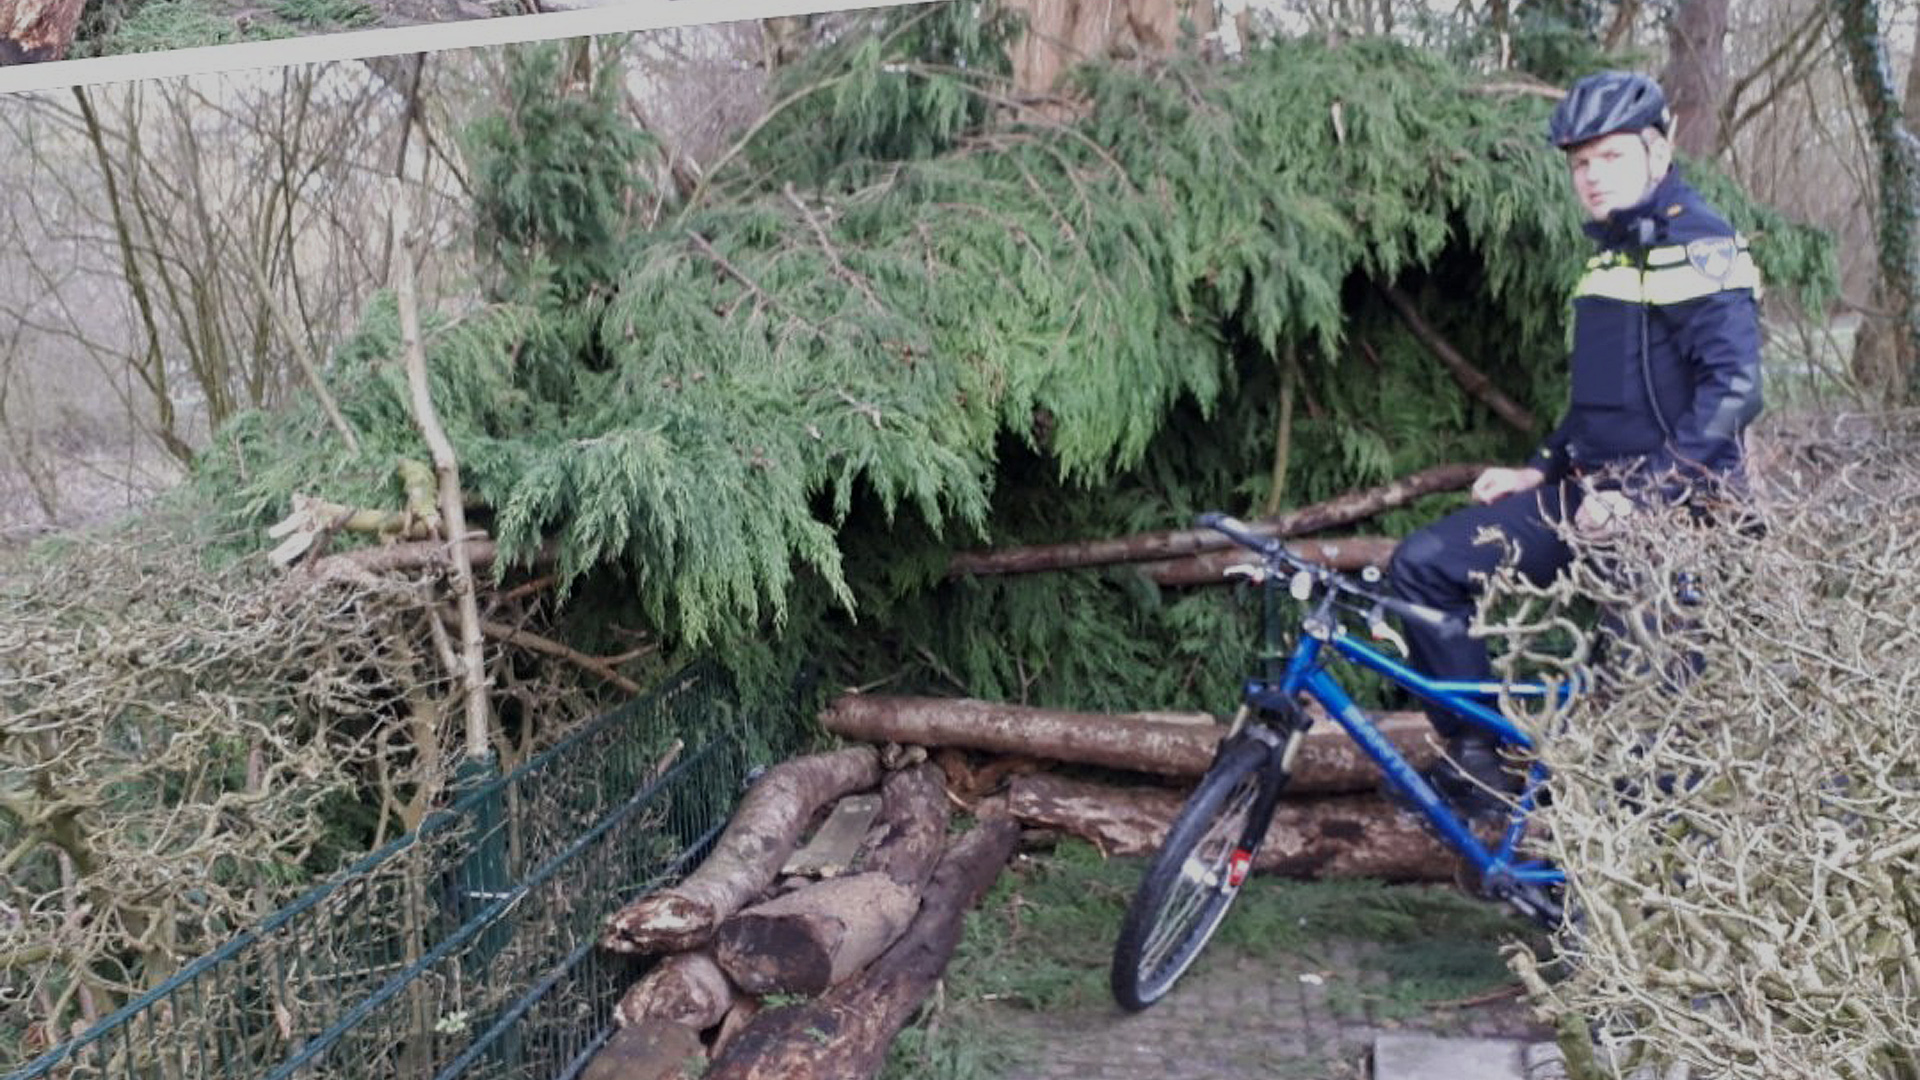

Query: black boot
(1426, 735), (1516, 814)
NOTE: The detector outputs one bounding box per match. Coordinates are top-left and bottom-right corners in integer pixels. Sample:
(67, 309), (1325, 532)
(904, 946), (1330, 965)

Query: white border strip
(0, 0), (922, 94)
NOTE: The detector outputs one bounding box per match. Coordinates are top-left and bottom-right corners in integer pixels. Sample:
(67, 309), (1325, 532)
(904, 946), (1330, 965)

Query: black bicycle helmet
(1547, 71), (1670, 148)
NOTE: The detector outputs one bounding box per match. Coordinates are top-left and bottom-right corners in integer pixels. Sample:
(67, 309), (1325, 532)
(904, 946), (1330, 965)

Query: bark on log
(615, 951), (733, 1031)
(946, 463), (1483, 576)
(1007, 773), (1460, 881)
(0, 0), (83, 63)
(580, 1018), (704, 1080)
(822, 694), (1439, 792)
(712, 872), (920, 995)
(602, 747), (883, 954)
(861, 763), (950, 889)
(709, 998), (760, 1060)
(1137, 536), (1398, 587)
(703, 810), (1022, 1080)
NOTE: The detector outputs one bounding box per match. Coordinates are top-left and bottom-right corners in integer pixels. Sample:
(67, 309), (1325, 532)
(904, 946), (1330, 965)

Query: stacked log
(588, 692), (1467, 1078)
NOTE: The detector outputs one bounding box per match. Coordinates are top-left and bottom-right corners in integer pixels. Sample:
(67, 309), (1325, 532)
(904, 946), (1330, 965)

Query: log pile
(588, 693), (1464, 1078)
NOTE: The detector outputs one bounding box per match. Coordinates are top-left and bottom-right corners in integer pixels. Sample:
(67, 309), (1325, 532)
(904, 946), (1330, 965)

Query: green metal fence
(8, 662), (786, 1080)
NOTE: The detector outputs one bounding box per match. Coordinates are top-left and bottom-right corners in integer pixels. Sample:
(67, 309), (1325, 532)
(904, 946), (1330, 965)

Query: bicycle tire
(1110, 733), (1286, 1010)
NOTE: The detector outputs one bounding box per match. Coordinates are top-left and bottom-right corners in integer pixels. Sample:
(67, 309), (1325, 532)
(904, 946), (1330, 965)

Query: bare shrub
(0, 518), (452, 1056)
(1485, 413), (1920, 1079)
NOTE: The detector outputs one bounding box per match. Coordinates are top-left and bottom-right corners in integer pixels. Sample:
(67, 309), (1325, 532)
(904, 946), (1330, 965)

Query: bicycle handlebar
(1197, 512), (1463, 635)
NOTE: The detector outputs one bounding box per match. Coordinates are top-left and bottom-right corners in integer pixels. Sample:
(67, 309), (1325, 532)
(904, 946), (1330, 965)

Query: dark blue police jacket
(1525, 167), (1763, 494)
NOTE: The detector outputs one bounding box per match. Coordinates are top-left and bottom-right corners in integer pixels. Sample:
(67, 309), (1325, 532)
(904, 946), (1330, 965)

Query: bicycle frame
(1243, 625), (1567, 894)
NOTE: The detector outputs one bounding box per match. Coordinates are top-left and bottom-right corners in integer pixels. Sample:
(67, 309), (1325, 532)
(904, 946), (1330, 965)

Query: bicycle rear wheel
(1110, 733), (1286, 1010)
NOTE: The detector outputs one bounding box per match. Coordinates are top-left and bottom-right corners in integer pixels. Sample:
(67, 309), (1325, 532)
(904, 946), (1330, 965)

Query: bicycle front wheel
(1110, 734), (1284, 1010)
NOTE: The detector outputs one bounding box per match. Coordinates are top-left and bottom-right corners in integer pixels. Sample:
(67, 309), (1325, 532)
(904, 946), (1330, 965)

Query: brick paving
(985, 939), (1553, 1080)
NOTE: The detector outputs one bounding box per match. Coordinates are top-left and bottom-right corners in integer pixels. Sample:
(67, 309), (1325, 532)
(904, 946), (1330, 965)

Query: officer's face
(1565, 131), (1669, 221)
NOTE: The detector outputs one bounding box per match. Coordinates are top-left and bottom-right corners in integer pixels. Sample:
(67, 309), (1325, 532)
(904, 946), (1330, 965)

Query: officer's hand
(1471, 466), (1546, 505)
(1574, 490), (1636, 537)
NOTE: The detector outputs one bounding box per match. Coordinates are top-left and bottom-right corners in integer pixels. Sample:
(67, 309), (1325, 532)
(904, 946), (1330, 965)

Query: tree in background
(1837, 0), (1920, 403)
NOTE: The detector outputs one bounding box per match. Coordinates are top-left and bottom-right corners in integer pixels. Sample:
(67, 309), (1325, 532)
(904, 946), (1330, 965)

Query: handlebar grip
(1196, 512), (1280, 556)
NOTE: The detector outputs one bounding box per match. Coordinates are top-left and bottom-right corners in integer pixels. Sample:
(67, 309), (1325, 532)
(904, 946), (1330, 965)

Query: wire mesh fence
(8, 662), (787, 1080)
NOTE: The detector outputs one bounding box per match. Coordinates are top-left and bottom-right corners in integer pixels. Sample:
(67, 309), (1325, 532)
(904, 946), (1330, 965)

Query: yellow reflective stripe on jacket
(1574, 237), (1762, 305)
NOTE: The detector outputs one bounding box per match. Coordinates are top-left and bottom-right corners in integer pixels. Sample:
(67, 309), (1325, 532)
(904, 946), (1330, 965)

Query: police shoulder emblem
(1686, 237), (1738, 282)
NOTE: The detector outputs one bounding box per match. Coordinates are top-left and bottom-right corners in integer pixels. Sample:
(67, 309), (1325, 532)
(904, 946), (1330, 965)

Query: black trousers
(1388, 482), (1584, 739)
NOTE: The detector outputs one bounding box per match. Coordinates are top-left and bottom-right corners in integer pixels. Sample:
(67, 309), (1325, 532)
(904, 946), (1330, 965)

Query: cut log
(860, 763), (950, 890)
(1137, 536), (1398, 587)
(602, 747), (883, 954)
(0, 0), (84, 63)
(712, 872), (920, 995)
(703, 809), (1022, 1080)
(945, 463), (1483, 576)
(615, 951), (733, 1031)
(822, 694), (1439, 792)
(1007, 772), (1460, 881)
(579, 1018), (704, 1080)
(709, 997), (761, 1060)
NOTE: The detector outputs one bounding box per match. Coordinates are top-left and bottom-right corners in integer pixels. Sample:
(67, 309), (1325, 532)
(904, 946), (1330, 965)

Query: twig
(1378, 282), (1536, 433)
(466, 612), (643, 695)
(688, 231), (786, 318)
(497, 574), (559, 604)
(782, 182), (883, 310)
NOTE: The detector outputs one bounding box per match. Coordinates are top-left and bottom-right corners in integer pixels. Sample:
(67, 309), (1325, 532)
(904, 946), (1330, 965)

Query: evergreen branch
(782, 182), (883, 311)
(688, 230), (788, 319)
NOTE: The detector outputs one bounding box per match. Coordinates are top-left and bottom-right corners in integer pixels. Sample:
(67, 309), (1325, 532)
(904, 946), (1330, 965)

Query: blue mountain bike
(1110, 513), (1570, 1011)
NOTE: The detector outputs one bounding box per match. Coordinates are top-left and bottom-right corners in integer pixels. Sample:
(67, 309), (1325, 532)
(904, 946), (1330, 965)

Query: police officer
(1389, 71), (1763, 802)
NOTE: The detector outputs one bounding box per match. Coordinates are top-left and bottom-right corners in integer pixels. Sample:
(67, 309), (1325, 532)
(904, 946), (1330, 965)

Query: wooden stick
(393, 183), (492, 761)
(1378, 283), (1537, 433)
(947, 463), (1481, 576)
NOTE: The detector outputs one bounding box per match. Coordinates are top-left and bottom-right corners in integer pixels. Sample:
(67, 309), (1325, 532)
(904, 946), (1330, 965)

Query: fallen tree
(615, 950), (735, 1030)
(601, 747), (883, 954)
(821, 694), (1439, 791)
(1007, 772), (1459, 880)
(701, 809), (1023, 1080)
(713, 872), (921, 995)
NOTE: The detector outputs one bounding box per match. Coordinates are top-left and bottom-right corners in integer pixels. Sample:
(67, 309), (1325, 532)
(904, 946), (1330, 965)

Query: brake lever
(1366, 603), (1409, 658)
(1222, 562), (1268, 585)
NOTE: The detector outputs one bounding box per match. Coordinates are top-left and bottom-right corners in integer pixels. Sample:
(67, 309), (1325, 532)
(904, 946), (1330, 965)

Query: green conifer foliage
(466, 40), (654, 303)
(196, 28), (1835, 711)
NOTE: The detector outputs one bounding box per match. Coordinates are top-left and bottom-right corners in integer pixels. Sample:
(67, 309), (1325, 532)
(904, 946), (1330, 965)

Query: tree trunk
(945, 463), (1482, 576)
(602, 747), (883, 954)
(615, 950), (734, 1031)
(861, 763), (951, 890)
(1839, 0), (1920, 403)
(1660, 0), (1729, 157)
(1136, 536), (1397, 586)
(579, 1018), (705, 1080)
(821, 694), (1439, 792)
(713, 872), (921, 995)
(702, 811), (1021, 1080)
(1006, 773), (1461, 881)
(1000, 0), (1217, 98)
(0, 0), (82, 62)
